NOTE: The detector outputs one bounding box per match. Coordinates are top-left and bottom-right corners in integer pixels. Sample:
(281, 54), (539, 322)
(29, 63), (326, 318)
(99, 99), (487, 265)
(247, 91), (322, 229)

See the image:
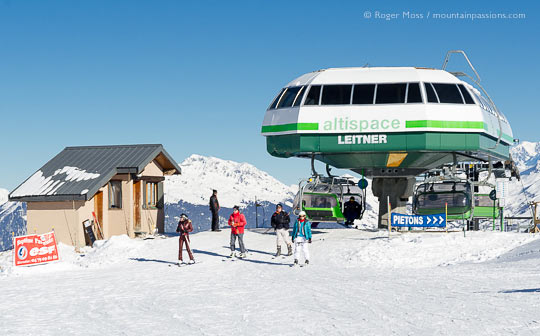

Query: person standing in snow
(271, 204), (292, 257)
(228, 205), (247, 258)
(176, 213), (195, 265)
(291, 211), (312, 266)
(209, 189), (221, 232)
(344, 196), (361, 225)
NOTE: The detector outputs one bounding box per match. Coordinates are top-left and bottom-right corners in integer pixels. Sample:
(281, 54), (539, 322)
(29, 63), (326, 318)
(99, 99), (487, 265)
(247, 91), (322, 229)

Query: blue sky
(0, 0), (538, 190)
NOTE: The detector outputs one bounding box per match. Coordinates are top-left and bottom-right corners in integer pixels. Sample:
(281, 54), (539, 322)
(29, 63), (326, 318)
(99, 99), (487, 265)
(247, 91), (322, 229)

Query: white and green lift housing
(261, 52), (514, 228)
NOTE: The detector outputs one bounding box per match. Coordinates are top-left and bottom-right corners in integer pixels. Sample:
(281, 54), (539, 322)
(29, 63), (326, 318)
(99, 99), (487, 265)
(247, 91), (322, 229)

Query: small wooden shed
(9, 144), (181, 247)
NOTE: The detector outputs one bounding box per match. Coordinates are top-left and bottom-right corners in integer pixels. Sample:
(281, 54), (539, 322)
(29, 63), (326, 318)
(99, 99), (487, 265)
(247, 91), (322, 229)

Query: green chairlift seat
(293, 175), (365, 224)
(300, 192), (345, 222)
(472, 194), (500, 219)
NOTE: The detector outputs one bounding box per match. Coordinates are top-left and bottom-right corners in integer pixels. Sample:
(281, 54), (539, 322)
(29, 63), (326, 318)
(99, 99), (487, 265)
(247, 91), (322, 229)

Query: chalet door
(133, 181), (142, 231)
(94, 191), (104, 239)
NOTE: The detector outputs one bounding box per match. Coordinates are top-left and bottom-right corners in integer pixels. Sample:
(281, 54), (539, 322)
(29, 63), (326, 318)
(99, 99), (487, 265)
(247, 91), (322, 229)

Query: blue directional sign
(390, 213), (447, 228)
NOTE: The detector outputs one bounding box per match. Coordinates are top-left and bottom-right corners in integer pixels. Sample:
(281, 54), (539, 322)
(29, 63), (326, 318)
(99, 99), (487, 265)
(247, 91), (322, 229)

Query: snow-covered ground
(1, 228), (540, 335)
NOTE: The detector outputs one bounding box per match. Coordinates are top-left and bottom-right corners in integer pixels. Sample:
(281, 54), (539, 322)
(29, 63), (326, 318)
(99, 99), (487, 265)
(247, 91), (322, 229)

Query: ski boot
(287, 244), (292, 256)
(229, 252), (235, 258)
(275, 246), (281, 257)
(293, 259), (298, 266)
(188, 259), (195, 265)
(238, 252), (246, 259)
(305, 260), (309, 265)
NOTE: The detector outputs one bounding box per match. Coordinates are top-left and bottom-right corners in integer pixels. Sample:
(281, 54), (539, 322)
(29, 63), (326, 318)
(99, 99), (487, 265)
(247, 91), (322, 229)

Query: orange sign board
(13, 232), (60, 266)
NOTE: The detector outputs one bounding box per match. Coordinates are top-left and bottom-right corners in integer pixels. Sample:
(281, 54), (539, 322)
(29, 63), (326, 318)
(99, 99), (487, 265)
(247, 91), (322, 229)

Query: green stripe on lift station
(261, 123), (319, 133)
(405, 120), (486, 129)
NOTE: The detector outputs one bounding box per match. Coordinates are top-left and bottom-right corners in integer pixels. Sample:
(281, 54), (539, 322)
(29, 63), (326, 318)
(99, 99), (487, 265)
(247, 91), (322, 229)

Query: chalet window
(145, 182), (158, 207)
(108, 181), (122, 209)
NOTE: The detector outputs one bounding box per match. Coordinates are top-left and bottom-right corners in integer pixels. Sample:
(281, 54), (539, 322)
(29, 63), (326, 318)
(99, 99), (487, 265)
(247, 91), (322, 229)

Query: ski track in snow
(1, 228), (540, 335)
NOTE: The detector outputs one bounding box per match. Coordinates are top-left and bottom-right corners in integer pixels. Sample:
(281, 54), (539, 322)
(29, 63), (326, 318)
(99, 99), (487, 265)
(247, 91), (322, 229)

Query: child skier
(228, 205), (247, 258)
(176, 213), (195, 266)
(291, 211), (312, 266)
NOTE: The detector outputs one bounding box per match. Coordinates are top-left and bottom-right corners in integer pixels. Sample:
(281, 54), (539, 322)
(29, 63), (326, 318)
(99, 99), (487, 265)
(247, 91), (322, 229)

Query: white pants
(276, 228), (292, 247)
(294, 236), (310, 262)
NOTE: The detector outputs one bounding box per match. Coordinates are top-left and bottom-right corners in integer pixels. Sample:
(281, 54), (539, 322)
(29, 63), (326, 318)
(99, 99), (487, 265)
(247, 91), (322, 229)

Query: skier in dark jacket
(209, 189), (221, 231)
(344, 196), (361, 225)
(176, 213), (195, 266)
(271, 204), (292, 257)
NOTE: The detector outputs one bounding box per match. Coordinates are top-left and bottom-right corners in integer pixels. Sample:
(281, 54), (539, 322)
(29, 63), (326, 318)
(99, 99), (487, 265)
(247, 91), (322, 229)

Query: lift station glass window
(406, 83), (423, 103)
(321, 85), (352, 105)
(268, 88), (285, 109)
(277, 87), (302, 108)
(352, 84), (375, 104)
(432, 84), (464, 104)
(457, 84), (475, 104)
(375, 83), (407, 104)
(424, 83), (438, 103)
(304, 85), (322, 105)
(293, 86), (306, 107)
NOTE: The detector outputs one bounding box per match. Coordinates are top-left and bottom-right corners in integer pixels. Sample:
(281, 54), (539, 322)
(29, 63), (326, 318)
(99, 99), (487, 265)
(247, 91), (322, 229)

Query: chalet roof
(9, 144), (181, 202)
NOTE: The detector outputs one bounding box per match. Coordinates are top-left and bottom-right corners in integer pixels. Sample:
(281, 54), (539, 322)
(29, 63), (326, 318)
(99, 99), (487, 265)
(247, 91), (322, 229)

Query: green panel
(406, 133), (428, 151)
(440, 133), (467, 150)
(473, 207), (499, 218)
(300, 135), (320, 152)
(265, 131), (511, 170)
(406, 120), (485, 129)
(261, 123), (319, 133)
(266, 134), (300, 158)
(447, 211), (471, 220)
(417, 207), (470, 216)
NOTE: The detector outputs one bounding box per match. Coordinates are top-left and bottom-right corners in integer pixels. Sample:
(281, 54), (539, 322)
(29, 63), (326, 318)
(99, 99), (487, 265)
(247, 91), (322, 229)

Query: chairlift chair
(472, 193), (500, 219)
(293, 175), (366, 226)
(412, 181), (473, 217)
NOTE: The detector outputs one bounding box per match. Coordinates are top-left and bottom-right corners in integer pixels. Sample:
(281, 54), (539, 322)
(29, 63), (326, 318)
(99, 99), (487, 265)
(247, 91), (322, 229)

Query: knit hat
(233, 205), (240, 210)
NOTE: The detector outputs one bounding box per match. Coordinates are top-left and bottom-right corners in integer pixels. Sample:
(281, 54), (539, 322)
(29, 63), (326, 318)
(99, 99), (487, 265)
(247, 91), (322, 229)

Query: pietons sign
(13, 232), (59, 266)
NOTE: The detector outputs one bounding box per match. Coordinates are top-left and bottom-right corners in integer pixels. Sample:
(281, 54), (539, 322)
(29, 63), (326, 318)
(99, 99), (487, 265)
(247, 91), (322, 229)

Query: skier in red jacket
(228, 205), (247, 258)
(177, 213), (195, 266)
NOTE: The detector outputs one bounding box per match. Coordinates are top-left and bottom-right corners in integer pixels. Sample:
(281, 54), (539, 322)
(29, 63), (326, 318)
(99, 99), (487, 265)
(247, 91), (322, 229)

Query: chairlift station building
(262, 62), (514, 228)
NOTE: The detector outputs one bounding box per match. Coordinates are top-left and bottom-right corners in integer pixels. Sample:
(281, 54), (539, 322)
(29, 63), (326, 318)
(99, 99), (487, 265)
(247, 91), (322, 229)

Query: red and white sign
(13, 232), (60, 266)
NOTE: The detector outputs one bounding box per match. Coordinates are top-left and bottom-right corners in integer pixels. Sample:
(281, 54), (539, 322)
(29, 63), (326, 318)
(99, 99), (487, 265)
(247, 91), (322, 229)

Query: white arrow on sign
(427, 217), (431, 225)
(439, 216), (444, 224)
(433, 216), (438, 225)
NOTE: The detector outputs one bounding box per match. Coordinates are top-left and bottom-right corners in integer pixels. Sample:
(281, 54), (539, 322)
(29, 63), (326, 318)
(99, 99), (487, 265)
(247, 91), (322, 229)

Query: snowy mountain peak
(511, 141), (540, 173)
(165, 154), (296, 208)
(0, 188), (8, 205)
